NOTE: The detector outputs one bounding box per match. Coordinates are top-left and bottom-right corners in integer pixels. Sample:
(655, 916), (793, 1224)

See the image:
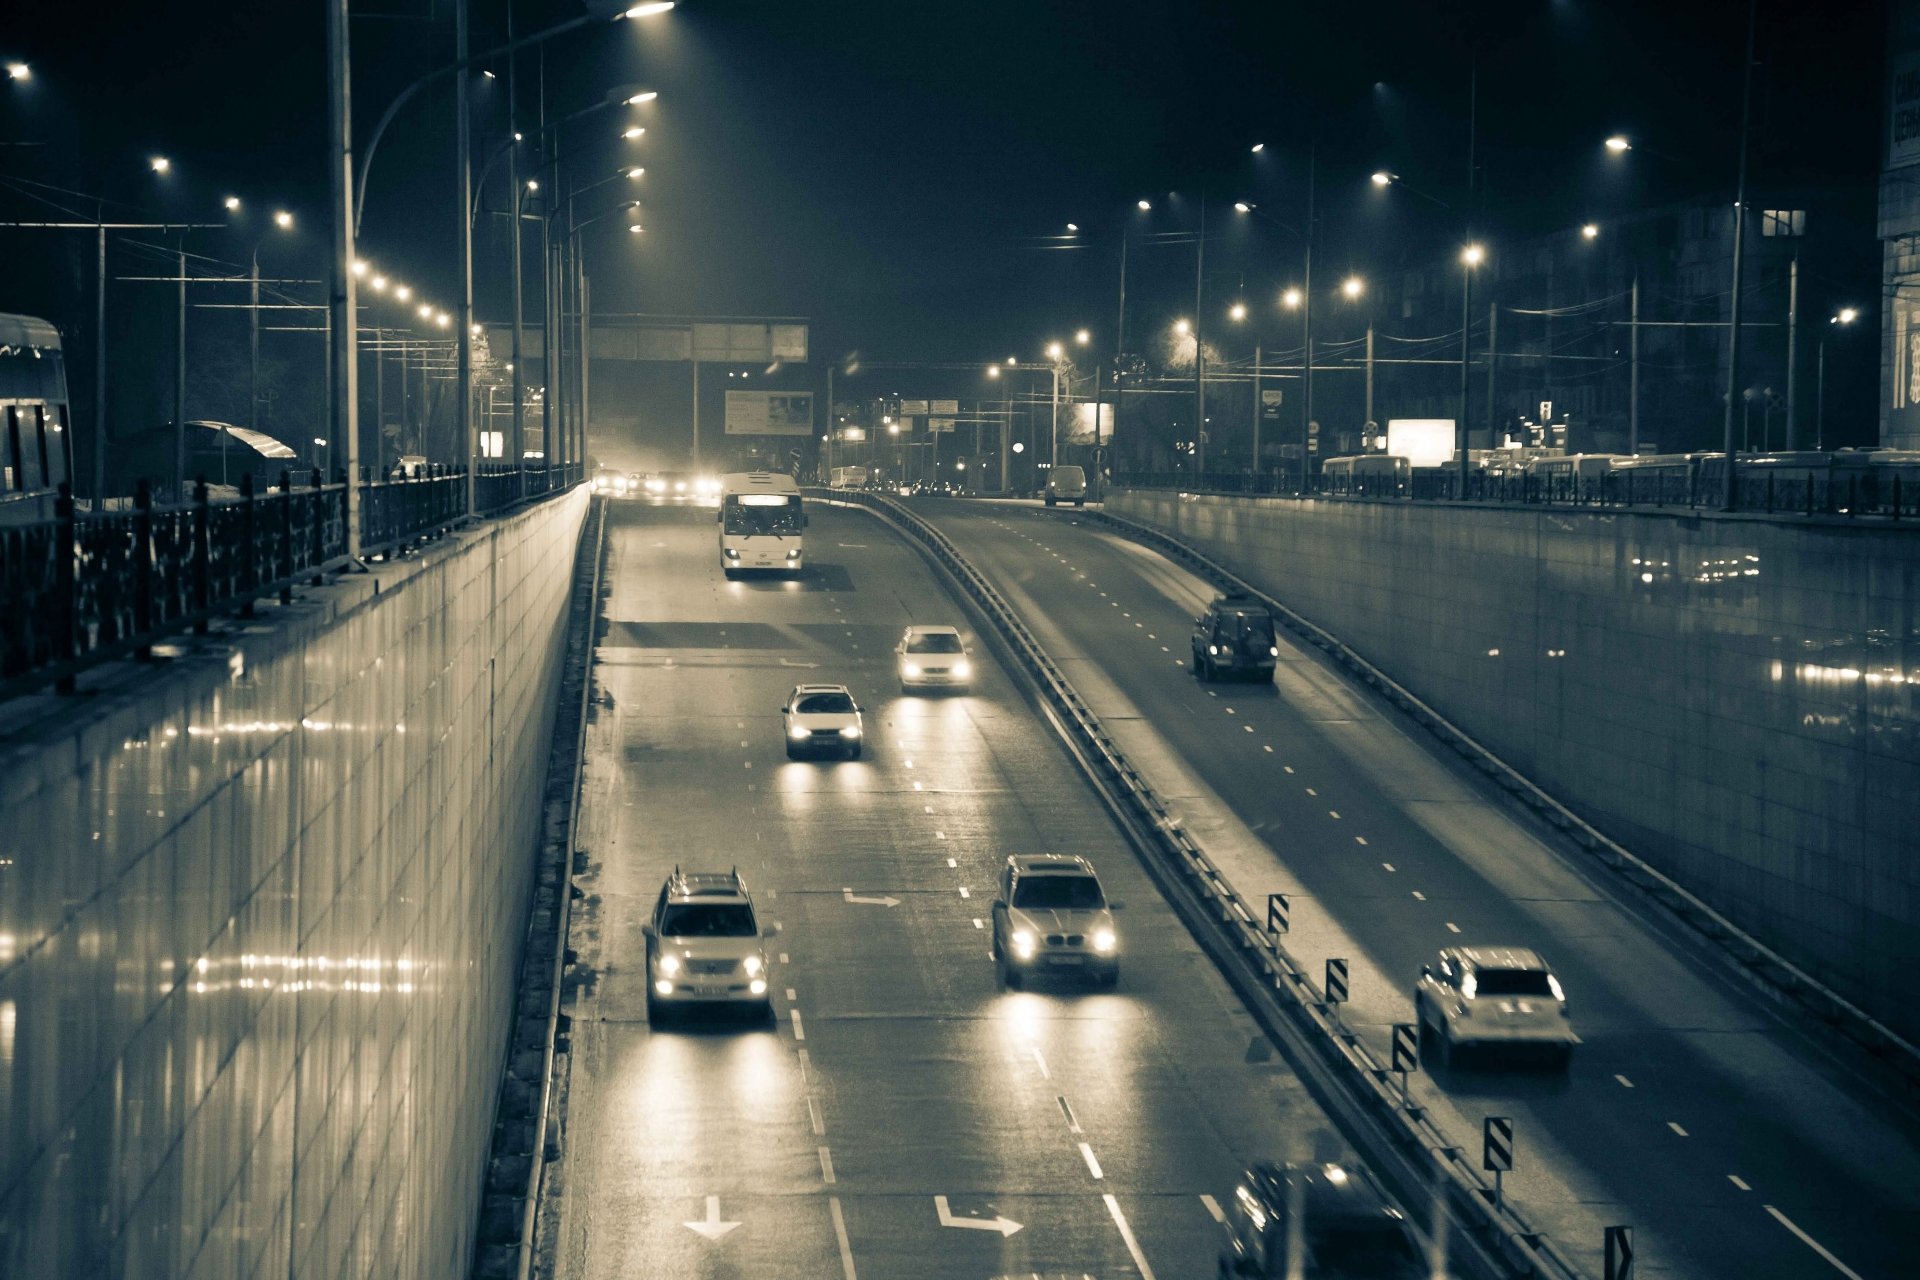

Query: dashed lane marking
(1057, 1096), (1083, 1134)
(958, 886), (970, 898)
(1382, 863), (1396, 872)
(819, 1146), (836, 1184)
(1200, 1194), (1226, 1224)
(1355, 836), (1368, 845)
(791, 1010), (806, 1041)
(1412, 891), (1427, 901)
(1445, 922), (1462, 934)
(1615, 1074), (1635, 1088)
(1328, 810), (1340, 819)
(1729, 1175), (1751, 1191)
(973, 918), (984, 929)
(830, 1197), (858, 1280)
(807, 1096), (825, 1135)
(1668, 1122), (1689, 1137)
(1032, 1047), (1050, 1078)
(1079, 1143), (1104, 1179)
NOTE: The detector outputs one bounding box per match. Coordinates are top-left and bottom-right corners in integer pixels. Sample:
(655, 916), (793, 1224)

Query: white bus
(718, 471), (806, 576)
(829, 465), (868, 489)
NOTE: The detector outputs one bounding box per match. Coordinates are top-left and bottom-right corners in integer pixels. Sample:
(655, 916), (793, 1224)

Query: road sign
(1265, 892), (1289, 935)
(1325, 958), (1349, 1004)
(901, 399), (929, 416)
(1391, 1023), (1418, 1074)
(929, 418), (956, 433)
(684, 1195), (742, 1240)
(931, 398), (959, 414)
(934, 1195), (1023, 1236)
(1483, 1116), (1514, 1172)
(1604, 1225), (1634, 1280)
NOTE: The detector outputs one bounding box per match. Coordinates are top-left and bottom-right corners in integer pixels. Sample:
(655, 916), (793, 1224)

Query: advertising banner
(1067, 402), (1114, 445)
(1386, 418), (1457, 468)
(725, 390), (815, 436)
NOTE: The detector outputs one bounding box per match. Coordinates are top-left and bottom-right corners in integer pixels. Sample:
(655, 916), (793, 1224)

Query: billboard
(1385, 419), (1456, 468)
(725, 390), (815, 436)
(1067, 402), (1115, 445)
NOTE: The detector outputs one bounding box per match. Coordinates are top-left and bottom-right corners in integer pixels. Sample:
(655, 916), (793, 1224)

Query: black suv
(1218, 1161), (1426, 1278)
(1191, 593), (1279, 682)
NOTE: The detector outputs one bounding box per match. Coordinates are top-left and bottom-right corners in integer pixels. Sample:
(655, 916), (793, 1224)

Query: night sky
(2, 0), (1888, 383)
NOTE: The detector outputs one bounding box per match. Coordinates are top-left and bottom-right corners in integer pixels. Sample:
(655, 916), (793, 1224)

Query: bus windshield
(724, 495), (802, 536)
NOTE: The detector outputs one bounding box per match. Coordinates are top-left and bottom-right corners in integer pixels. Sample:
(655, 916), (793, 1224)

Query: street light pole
(1458, 249), (1476, 497)
(1194, 193), (1207, 473)
(1301, 143), (1315, 488)
(508, 7), (526, 496)
(327, 0), (361, 554)
(1720, 0), (1757, 509)
(456, 0), (475, 514)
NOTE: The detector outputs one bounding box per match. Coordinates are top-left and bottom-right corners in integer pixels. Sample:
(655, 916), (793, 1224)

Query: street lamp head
(1234, 201), (1253, 213)
(1835, 307), (1860, 325)
(6, 62), (29, 80)
(526, 179), (539, 192)
(628, 223), (645, 233)
(624, 126), (646, 139)
(1605, 135), (1632, 154)
(436, 312), (451, 327)
(1342, 276), (1365, 300)
(482, 69), (496, 80)
(627, 166), (645, 178)
(150, 156), (171, 174)
(513, 131), (524, 142)
(986, 364), (1001, 378)
(371, 275), (388, 292)
(1066, 222), (1079, 232)
(351, 259), (369, 276)
(314, 437), (327, 447)
(1047, 341), (1065, 359)
(888, 423), (900, 435)
(1461, 243), (1486, 267)
(623, 1), (676, 16)
(1370, 171), (1393, 187)
(1250, 142), (1265, 153)
(1173, 319), (1190, 335)
(1281, 287), (1303, 310)
(395, 284), (412, 300)
(1581, 223), (1600, 240)
(1075, 329), (1090, 345)
(1007, 355), (1018, 365)
(274, 210), (294, 229)
(418, 304), (433, 319)
(223, 195), (241, 212)
(626, 90), (659, 104)
(1137, 199), (1151, 211)
(1229, 302), (1248, 322)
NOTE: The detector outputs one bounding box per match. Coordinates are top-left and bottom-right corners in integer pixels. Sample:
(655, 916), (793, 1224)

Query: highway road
(539, 497), (1389, 1280)
(905, 497), (1920, 1280)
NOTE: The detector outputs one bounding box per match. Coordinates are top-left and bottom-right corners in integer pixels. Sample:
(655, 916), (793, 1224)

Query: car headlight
(839, 725), (861, 738)
(1269, 646), (1279, 657)
(749, 978), (768, 995)
(1011, 929), (1036, 958)
(787, 549), (802, 559)
(658, 953), (681, 976)
(952, 660), (971, 678)
(1093, 928), (1116, 953)
(1208, 644), (1219, 655)
(1547, 974), (1565, 1003)
(655, 979), (674, 995)
(724, 548), (741, 559)
(744, 955), (763, 977)
(902, 662), (922, 678)
(789, 726), (809, 740)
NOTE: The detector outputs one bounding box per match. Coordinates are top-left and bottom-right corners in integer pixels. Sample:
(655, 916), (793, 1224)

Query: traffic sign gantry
(1324, 958), (1349, 1004)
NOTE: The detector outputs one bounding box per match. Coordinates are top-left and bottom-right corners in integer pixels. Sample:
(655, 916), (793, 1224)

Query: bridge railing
(1, 462), (581, 701)
(1115, 469), (1915, 518)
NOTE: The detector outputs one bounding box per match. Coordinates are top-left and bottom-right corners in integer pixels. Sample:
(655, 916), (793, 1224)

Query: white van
(1044, 464), (1087, 507)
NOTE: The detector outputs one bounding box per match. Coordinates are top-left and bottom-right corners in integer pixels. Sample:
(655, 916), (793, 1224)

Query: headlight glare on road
(839, 725), (861, 738)
(658, 953), (681, 976)
(744, 954), (763, 976)
(1012, 929), (1036, 958)
(1093, 928), (1117, 953)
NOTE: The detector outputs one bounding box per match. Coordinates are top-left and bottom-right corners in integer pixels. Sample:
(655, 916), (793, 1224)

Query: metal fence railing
(2, 462), (582, 700)
(1115, 468), (1916, 518)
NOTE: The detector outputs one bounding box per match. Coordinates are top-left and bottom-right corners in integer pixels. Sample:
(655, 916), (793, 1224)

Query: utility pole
(1785, 247), (1800, 449)
(456, 0), (475, 513)
(508, 4), (526, 497)
(1629, 274), (1641, 455)
(1486, 301), (1498, 443)
(1364, 323), (1375, 430)
(1458, 259), (1474, 496)
(1251, 343), (1262, 477)
(175, 238), (186, 502)
(1193, 192), (1207, 473)
(94, 222), (106, 505)
(327, 0), (361, 554)
(1301, 142), (1316, 491)
(1721, 0), (1758, 509)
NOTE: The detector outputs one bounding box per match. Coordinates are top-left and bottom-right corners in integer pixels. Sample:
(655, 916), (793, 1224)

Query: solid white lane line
(1058, 1095), (1083, 1133)
(1729, 1175), (1751, 1191)
(1445, 922), (1462, 933)
(1668, 1121), (1689, 1137)
(808, 1096), (825, 1135)
(1032, 1047), (1050, 1079)
(819, 1145), (837, 1183)
(1079, 1142), (1104, 1179)
(829, 1196), (858, 1280)
(1764, 1205), (1864, 1280)
(1615, 1074), (1635, 1088)
(791, 1009), (806, 1041)
(1103, 1195), (1157, 1280)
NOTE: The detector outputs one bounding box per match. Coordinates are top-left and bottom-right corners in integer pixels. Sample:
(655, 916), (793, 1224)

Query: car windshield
(724, 495), (803, 535)
(1473, 968), (1555, 996)
(1230, 614), (1275, 642)
(660, 903), (758, 937)
(796, 692), (855, 714)
(1014, 875), (1104, 910)
(906, 633), (964, 654)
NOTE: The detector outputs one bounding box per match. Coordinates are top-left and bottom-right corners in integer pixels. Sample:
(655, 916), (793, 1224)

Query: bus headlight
(724, 549), (741, 560)
(749, 978), (768, 995)
(787, 548), (802, 559)
(1270, 646), (1280, 657)
(655, 979), (674, 995)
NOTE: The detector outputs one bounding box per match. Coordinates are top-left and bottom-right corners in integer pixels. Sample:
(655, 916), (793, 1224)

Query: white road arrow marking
(684, 1195), (741, 1241)
(934, 1195), (1022, 1236)
(842, 887), (900, 907)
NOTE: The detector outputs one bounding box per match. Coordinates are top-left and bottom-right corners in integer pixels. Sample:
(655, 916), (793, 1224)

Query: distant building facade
(1882, 0), (1920, 448)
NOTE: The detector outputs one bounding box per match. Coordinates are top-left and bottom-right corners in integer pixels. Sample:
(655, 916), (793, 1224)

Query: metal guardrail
(0, 463), (582, 702)
(1116, 469), (1918, 518)
(810, 487), (1586, 1280)
(1067, 502), (1920, 1098)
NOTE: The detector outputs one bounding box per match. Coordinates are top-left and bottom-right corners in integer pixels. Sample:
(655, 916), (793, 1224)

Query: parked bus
(1320, 454), (1409, 497)
(829, 465), (868, 489)
(718, 471), (806, 576)
(1, 312), (73, 524)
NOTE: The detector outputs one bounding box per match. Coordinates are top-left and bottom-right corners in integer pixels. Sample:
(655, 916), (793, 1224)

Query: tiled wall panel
(1111, 491), (1920, 1040)
(0, 490), (586, 1278)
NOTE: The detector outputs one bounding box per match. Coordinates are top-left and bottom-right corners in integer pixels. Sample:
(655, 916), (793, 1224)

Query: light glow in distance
(1172, 319), (1190, 335)
(1137, 199), (1151, 211)
(1281, 287), (1303, 309)
(1370, 171), (1392, 186)
(1229, 302), (1247, 321)
(150, 156), (171, 174)
(223, 195), (241, 212)
(624, 1), (676, 16)
(624, 126), (646, 139)
(1342, 276), (1364, 299)
(626, 91), (658, 104)
(1605, 135), (1631, 153)
(395, 285), (412, 300)
(1075, 329), (1090, 344)
(1461, 243), (1486, 267)
(627, 167), (645, 178)
(1581, 223), (1599, 239)
(6, 62), (29, 80)
(1047, 341), (1064, 359)
(1250, 142), (1264, 153)
(274, 210), (293, 229)
(1234, 201), (1252, 213)
(1834, 307), (1859, 325)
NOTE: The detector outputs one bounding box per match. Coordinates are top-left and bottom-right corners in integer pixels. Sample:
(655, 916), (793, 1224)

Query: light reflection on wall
(183, 952), (425, 998)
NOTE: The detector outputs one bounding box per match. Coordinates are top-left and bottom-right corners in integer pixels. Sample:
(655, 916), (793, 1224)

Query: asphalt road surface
(543, 497), (1390, 1280)
(904, 497), (1920, 1280)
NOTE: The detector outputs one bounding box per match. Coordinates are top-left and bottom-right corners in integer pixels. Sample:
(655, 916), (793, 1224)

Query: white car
(896, 625), (972, 693)
(643, 868), (777, 1024)
(990, 854), (1119, 988)
(1415, 945), (1575, 1069)
(781, 684), (864, 760)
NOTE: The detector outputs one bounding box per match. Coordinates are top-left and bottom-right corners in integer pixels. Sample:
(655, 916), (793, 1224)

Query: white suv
(643, 869), (777, 1024)
(896, 625), (972, 693)
(781, 683), (864, 759)
(1415, 945), (1575, 1069)
(990, 854), (1119, 988)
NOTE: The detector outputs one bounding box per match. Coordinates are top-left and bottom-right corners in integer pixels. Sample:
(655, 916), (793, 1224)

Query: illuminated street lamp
(273, 209), (294, 229)
(1137, 199), (1151, 211)
(1047, 341), (1064, 360)
(1229, 302), (1247, 322)
(1581, 222), (1600, 240)
(1604, 134), (1632, 154)
(1458, 243), (1487, 492)
(623, 2), (677, 15)
(1173, 319), (1190, 336)
(1075, 329), (1090, 345)
(1816, 308), (1859, 450)
(1341, 276), (1364, 300)
(150, 156), (171, 174)
(395, 284), (412, 301)
(6, 62), (29, 80)
(624, 126), (647, 139)
(224, 195), (242, 212)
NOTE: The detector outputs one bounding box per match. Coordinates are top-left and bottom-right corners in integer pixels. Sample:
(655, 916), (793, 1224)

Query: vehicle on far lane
(990, 853), (1119, 988)
(895, 624), (972, 693)
(1217, 1160), (1426, 1278)
(781, 683), (864, 759)
(718, 470), (805, 576)
(1415, 945), (1576, 1069)
(642, 867), (777, 1025)
(1044, 463), (1087, 506)
(1191, 592), (1280, 683)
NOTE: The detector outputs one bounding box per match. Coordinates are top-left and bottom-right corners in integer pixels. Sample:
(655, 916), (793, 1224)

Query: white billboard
(1385, 418), (1455, 468)
(725, 390), (815, 436)
(1067, 402), (1115, 445)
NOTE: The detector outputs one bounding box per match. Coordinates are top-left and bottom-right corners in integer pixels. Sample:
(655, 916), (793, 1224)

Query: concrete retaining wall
(1108, 489), (1920, 1040)
(0, 489), (588, 1278)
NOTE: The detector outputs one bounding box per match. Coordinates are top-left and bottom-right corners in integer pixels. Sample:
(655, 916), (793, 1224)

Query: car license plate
(1048, 954), (1084, 966)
